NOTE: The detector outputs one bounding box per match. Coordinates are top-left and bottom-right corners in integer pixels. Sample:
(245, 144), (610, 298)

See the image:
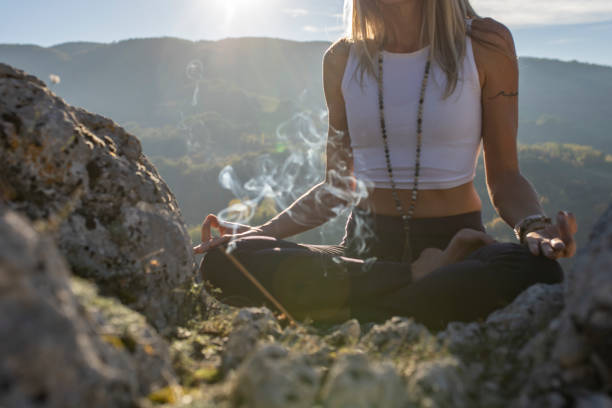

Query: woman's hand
(412, 229), (497, 281)
(524, 211), (578, 260)
(192, 214), (262, 254)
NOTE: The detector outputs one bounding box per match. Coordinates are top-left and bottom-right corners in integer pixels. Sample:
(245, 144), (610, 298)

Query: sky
(1, 0), (612, 66)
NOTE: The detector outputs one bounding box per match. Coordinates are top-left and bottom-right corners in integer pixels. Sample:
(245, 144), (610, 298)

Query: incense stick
(221, 248), (297, 326)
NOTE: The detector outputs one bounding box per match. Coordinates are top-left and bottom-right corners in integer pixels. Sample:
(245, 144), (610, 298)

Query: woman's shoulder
(470, 17), (516, 57)
(468, 17), (517, 88)
(323, 37), (352, 86)
(323, 37), (352, 71)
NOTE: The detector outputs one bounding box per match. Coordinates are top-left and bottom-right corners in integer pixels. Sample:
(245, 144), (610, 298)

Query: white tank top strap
(464, 28), (480, 88)
(465, 17), (474, 34)
(341, 42), (358, 93)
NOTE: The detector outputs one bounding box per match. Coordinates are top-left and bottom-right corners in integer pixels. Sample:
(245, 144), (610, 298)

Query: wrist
(254, 222), (280, 239)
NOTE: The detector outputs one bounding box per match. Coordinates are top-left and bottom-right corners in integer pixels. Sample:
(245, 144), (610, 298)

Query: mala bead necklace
(377, 50), (432, 263)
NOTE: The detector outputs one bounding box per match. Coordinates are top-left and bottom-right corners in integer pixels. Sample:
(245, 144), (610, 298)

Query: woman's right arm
(194, 39), (354, 253)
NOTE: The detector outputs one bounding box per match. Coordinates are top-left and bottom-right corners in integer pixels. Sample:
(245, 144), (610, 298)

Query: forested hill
(1, 37), (612, 152)
(0, 38), (327, 127)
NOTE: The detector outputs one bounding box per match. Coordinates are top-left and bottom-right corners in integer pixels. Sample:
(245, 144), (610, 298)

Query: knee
(526, 250), (564, 284)
(199, 237), (266, 285)
(508, 242), (563, 284)
(470, 242), (564, 284)
(199, 247), (227, 285)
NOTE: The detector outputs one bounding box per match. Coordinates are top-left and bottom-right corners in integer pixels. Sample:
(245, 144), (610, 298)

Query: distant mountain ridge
(1, 36), (611, 152)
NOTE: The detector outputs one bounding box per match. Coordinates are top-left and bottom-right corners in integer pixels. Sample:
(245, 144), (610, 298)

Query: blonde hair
(343, 0), (480, 98)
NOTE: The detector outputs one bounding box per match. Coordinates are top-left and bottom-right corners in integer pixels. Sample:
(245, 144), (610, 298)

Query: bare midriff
(357, 181), (482, 218)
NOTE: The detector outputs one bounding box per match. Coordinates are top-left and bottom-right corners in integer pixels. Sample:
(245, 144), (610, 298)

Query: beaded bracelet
(514, 215), (552, 243)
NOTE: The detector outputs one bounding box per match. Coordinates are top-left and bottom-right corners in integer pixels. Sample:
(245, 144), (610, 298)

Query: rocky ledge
(1, 64), (611, 407)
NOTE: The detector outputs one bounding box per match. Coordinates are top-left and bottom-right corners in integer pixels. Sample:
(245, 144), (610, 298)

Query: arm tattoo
(489, 90), (518, 100)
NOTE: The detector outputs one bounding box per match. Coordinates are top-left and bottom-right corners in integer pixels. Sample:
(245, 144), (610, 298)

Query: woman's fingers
(201, 213), (220, 243)
(550, 237), (566, 251)
(540, 240), (555, 259)
(526, 233), (563, 259)
(193, 235), (230, 254)
(526, 235), (540, 256)
(557, 211), (577, 258)
(217, 219), (251, 236)
(196, 213), (257, 255)
(563, 211), (578, 235)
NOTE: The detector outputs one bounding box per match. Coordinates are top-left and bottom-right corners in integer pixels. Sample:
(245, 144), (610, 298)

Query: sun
(190, 0), (278, 36)
(213, 0), (254, 25)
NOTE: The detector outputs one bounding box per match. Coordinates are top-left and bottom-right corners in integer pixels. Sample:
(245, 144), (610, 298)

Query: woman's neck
(379, 1), (425, 53)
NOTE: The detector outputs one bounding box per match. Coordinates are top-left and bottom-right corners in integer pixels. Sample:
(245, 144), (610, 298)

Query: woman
(194, 0), (578, 329)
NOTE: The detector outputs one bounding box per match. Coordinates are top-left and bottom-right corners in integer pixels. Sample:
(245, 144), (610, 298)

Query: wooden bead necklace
(377, 50), (432, 263)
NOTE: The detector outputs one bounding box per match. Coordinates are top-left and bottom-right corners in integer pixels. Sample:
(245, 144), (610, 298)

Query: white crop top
(341, 27), (482, 190)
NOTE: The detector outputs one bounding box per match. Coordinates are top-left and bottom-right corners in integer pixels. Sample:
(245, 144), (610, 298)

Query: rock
(575, 393), (612, 408)
(71, 277), (177, 396)
(360, 316), (431, 355)
(485, 283), (564, 342)
(0, 64), (197, 330)
(323, 319), (361, 348)
(516, 205), (612, 405)
(405, 357), (468, 408)
(230, 344), (320, 408)
(221, 307), (281, 373)
(437, 321), (482, 355)
(0, 209), (173, 407)
(554, 204), (612, 378)
(320, 353), (407, 408)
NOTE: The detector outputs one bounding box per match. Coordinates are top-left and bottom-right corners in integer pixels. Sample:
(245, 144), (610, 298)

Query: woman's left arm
(473, 18), (578, 259)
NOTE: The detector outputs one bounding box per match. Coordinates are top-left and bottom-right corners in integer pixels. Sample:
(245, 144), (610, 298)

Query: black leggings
(200, 209), (563, 330)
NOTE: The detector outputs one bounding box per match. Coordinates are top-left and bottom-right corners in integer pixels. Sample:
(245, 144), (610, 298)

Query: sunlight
(213, 0), (255, 25)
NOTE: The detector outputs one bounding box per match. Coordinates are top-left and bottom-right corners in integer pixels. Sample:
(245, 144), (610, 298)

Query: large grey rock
(0, 64), (197, 330)
(0, 209), (176, 408)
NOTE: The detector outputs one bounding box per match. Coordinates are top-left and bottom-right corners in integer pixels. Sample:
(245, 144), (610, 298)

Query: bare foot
(411, 229), (497, 281)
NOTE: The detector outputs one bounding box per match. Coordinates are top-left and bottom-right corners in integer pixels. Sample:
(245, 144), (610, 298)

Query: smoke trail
(177, 112), (203, 153)
(186, 59), (204, 107)
(179, 60), (210, 153)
